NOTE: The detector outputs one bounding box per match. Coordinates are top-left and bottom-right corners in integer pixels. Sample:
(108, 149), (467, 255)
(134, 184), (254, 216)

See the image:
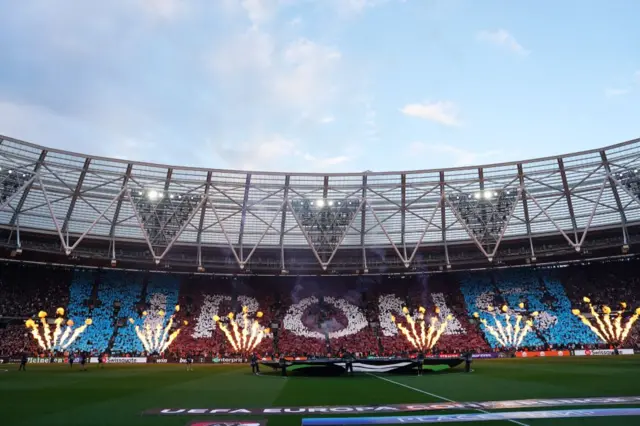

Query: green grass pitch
(2, 357), (640, 426)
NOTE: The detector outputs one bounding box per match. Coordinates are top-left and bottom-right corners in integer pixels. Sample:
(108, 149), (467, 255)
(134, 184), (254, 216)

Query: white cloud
(477, 29), (529, 56)
(241, 0), (281, 25)
(329, 0), (395, 16)
(364, 99), (379, 141)
(604, 88), (630, 97)
(138, 0), (187, 20)
(270, 38), (342, 107)
(408, 142), (504, 167)
(212, 134), (351, 171)
(209, 34), (341, 108)
(401, 101), (460, 126)
(302, 153), (350, 168)
(227, 0), (392, 23)
(319, 115), (335, 124)
(0, 0), (366, 173)
(0, 100), (167, 164)
(209, 27), (275, 74)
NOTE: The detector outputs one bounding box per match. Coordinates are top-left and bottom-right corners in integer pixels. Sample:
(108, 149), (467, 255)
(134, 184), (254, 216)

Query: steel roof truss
(366, 187), (401, 209)
(287, 198), (364, 270)
(608, 170), (640, 209)
(445, 188), (522, 262)
(567, 164), (605, 193)
(242, 201), (285, 268)
(368, 197), (442, 267)
(63, 186), (127, 254)
(125, 188), (207, 262)
(200, 210), (241, 232)
(286, 186), (326, 200)
(527, 193), (565, 223)
(405, 184), (440, 208)
(206, 197), (285, 269)
(524, 176), (609, 251)
(0, 174), (37, 214)
(38, 175), (68, 250)
(40, 163), (82, 194)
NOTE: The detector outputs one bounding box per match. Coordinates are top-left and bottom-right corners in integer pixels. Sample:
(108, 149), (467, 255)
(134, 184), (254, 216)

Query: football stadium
(1, 134), (640, 426)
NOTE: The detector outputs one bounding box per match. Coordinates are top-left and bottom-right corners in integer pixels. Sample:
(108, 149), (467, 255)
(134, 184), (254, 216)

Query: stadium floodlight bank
(0, 134), (640, 274)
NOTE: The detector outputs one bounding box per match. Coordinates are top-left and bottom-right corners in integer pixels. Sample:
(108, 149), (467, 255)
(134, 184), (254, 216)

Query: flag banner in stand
(91, 357), (147, 364)
(574, 349), (634, 356)
(515, 350), (570, 358)
(437, 353), (500, 359)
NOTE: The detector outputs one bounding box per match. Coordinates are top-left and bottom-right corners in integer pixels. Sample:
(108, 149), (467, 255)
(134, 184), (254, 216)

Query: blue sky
(0, 0), (638, 173)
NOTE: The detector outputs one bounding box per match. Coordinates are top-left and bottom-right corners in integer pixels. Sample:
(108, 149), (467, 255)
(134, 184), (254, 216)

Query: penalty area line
(367, 374), (530, 426)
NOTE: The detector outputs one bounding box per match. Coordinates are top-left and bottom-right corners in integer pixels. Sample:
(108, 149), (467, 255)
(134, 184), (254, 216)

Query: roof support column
(361, 174), (368, 272)
(439, 171), (450, 268)
(279, 175), (290, 272)
(400, 174), (406, 259)
(196, 172), (212, 270)
(108, 163), (133, 264)
(61, 157), (91, 243)
(517, 163), (536, 260)
(9, 149), (48, 226)
(600, 151), (629, 247)
(237, 174), (252, 262)
(558, 158), (579, 244)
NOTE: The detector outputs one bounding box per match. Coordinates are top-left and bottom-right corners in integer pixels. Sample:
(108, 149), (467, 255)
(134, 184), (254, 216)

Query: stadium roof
(1, 134), (639, 273)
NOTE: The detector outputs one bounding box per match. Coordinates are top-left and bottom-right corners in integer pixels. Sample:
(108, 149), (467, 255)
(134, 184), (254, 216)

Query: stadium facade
(1, 134), (639, 274)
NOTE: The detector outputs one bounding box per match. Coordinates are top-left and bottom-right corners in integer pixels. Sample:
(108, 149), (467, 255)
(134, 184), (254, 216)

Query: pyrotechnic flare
(572, 299), (640, 344)
(474, 306), (537, 348)
(130, 304), (182, 354)
(25, 308), (92, 351)
(390, 306), (452, 351)
(213, 307), (270, 353)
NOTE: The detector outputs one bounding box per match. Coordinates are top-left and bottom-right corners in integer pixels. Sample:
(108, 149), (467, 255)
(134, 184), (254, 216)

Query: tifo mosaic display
(1, 260), (639, 358)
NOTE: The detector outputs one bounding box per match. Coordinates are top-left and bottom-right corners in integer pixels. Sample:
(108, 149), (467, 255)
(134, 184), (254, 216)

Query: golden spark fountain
(213, 306), (270, 353)
(572, 297), (640, 344)
(25, 308), (92, 351)
(390, 306), (452, 351)
(473, 304), (538, 348)
(130, 305), (186, 354)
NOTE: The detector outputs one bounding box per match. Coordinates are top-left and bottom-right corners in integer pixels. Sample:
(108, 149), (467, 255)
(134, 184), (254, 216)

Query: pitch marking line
(367, 374), (530, 426)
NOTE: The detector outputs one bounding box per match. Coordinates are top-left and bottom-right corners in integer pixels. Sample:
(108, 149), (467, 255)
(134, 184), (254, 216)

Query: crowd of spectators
(560, 260), (640, 348)
(377, 275), (489, 355)
(0, 264), (71, 356)
(73, 271), (143, 353)
(0, 263), (70, 317)
(110, 271), (147, 355)
(0, 325), (34, 356)
(2, 261), (640, 357)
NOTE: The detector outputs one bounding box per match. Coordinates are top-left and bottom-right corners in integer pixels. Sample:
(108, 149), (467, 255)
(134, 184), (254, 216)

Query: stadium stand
(2, 261), (640, 358)
(0, 263), (70, 317)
